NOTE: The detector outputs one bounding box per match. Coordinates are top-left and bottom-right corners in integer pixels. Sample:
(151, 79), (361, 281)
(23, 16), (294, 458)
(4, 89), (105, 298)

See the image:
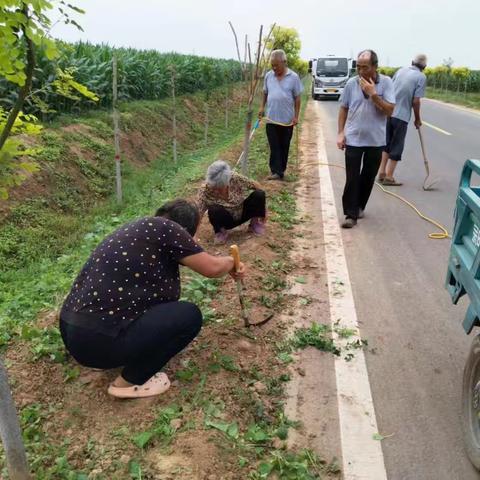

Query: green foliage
(265, 26), (308, 77)
(291, 323), (340, 356)
(0, 101), (247, 349)
(0, 2), (99, 199)
(21, 324), (66, 362)
(288, 323), (368, 361)
(0, 403), (88, 479)
(379, 63), (480, 93)
(250, 449), (339, 480)
(1, 41), (243, 116)
(132, 405), (182, 449)
(205, 419), (240, 440)
(0, 107), (41, 198)
(181, 274), (220, 323)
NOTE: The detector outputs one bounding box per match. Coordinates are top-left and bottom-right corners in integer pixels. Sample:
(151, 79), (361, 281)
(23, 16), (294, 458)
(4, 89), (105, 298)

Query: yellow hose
(311, 162), (450, 240)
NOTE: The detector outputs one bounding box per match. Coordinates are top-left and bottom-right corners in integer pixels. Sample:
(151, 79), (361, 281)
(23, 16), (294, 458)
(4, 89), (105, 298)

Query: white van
(309, 55), (356, 101)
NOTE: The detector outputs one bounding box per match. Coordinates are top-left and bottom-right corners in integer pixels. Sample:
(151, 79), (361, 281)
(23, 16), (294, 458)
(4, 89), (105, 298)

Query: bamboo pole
(112, 54), (122, 204)
(170, 66), (178, 165)
(225, 87), (229, 129)
(204, 103), (209, 146)
(0, 359), (31, 480)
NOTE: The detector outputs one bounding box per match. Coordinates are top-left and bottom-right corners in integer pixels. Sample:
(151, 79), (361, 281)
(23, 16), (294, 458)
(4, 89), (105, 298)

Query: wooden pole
(204, 103), (209, 146)
(112, 54), (122, 204)
(170, 66), (178, 165)
(225, 88), (229, 129)
(0, 359), (31, 480)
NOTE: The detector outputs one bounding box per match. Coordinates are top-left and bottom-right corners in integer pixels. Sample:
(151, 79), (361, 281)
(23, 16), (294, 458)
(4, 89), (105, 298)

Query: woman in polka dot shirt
(60, 199), (245, 399)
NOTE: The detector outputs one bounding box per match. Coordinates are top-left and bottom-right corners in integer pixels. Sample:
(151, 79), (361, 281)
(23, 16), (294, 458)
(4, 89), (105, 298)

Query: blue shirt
(341, 74), (396, 147)
(392, 66), (427, 123)
(263, 68), (303, 125)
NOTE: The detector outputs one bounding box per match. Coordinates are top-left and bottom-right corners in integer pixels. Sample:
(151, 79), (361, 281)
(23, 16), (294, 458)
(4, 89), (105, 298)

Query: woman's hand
(230, 261), (246, 281)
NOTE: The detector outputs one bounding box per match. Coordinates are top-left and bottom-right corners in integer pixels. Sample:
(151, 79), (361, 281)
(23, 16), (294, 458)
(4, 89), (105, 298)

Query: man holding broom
(378, 54), (428, 186)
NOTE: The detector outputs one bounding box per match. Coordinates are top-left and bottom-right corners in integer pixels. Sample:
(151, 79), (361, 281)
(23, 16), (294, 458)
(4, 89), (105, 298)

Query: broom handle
(418, 127), (430, 175)
(230, 244), (241, 272)
(229, 245), (249, 327)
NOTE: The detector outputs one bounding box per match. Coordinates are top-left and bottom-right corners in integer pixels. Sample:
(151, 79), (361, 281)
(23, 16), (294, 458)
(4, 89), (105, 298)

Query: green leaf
(129, 459), (142, 479)
(205, 419), (239, 439)
(277, 352), (293, 364)
(294, 276), (307, 284)
(257, 462), (273, 477)
(245, 424), (270, 443)
(372, 433), (384, 441)
(133, 431), (154, 449)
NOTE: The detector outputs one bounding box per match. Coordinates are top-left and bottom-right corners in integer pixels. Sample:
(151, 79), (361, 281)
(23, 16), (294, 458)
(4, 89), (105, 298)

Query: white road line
(423, 121), (452, 136)
(315, 103), (388, 480)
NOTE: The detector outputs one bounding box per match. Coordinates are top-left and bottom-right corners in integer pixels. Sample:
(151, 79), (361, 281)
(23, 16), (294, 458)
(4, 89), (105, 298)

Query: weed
(249, 449), (339, 480)
(181, 274), (220, 324)
(0, 403), (89, 479)
(132, 404), (182, 449)
(21, 325), (66, 363)
(262, 274), (287, 292)
(291, 323), (340, 356)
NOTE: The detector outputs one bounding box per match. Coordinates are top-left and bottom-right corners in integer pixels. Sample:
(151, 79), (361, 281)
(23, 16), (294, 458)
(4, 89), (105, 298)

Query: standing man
(378, 54), (428, 186)
(259, 49), (303, 181)
(337, 49), (395, 228)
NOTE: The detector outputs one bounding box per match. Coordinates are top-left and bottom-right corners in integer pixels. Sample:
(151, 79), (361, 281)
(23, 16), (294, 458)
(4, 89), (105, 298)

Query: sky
(53, 0), (480, 69)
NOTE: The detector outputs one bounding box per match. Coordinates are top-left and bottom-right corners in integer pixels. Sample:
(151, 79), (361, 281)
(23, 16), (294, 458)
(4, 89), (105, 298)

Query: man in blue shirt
(337, 50), (396, 228)
(378, 54), (428, 186)
(259, 49), (304, 180)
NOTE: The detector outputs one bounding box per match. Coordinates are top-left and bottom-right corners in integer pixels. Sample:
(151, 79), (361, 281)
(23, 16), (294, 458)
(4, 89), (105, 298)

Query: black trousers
(60, 301), (202, 385)
(208, 189), (266, 233)
(342, 146), (383, 219)
(266, 123), (294, 177)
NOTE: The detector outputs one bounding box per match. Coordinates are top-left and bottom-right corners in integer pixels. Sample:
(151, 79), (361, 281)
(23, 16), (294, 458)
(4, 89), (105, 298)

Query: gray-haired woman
(197, 160), (267, 244)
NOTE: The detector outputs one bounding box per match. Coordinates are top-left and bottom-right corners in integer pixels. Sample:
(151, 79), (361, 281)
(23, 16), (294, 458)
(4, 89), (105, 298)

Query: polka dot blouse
(61, 217), (203, 336)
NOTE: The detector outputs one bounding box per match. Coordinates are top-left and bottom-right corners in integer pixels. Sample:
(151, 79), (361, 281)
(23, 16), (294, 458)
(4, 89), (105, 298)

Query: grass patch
(0, 94), (250, 349)
(427, 88), (480, 110)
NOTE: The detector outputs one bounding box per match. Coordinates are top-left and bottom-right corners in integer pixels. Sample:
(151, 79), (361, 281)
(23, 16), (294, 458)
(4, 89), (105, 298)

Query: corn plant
(0, 42), (243, 117)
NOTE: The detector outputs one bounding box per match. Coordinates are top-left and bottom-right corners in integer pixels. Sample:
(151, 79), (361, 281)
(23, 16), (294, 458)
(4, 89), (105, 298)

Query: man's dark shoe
(267, 173), (281, 181)
(341, 217), (357, 229)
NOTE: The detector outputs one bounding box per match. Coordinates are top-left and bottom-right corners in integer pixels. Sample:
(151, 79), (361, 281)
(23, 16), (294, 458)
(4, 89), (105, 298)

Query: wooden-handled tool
(418, 127), (438, 191)
(230, 244), (250, 327)
(229, 244), (274, 328)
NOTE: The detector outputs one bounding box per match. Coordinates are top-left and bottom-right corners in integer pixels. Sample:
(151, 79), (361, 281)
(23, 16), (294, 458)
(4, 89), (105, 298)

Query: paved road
(317, 98), (480, 480)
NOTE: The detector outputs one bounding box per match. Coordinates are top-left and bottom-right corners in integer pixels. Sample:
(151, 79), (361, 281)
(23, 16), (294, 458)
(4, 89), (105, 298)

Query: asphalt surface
(316, 97), (480, 480)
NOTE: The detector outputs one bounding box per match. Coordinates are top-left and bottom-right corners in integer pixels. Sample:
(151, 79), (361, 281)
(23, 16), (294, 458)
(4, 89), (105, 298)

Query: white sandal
(108, 372), (171, 399)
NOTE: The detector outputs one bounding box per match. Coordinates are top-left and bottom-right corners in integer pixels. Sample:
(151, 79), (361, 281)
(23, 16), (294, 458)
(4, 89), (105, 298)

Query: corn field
(0, 41), (243, 116)
(379, 66), (480, 94)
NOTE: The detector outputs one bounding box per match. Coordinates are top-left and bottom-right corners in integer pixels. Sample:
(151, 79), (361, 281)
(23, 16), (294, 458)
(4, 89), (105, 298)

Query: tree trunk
(0, 359), (31, 480)
(204, 103), (209, 146)
(172, 73), (177, 165)
(225, 89), (229, 129)
(0, 9), (35, 151)
(112, 55), (122, 203)
(241, 109), (253, 175)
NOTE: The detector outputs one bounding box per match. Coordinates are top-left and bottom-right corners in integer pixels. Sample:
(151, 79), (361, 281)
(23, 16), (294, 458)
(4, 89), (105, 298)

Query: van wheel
(463, 334), (480, 470)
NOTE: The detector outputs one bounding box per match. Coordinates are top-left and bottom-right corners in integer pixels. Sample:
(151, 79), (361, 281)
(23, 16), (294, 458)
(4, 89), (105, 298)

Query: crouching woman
(59, 199), (244, 399)
(197, 160), (267, 244)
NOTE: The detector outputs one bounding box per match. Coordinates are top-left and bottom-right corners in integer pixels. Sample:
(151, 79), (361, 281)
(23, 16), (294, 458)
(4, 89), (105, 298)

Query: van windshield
(316, 58), (349, 77)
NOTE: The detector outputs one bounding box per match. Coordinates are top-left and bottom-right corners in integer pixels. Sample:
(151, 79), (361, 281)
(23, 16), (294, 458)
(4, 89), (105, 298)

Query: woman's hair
(155, 199), (199, 236)
(206, 160), (232, 188)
